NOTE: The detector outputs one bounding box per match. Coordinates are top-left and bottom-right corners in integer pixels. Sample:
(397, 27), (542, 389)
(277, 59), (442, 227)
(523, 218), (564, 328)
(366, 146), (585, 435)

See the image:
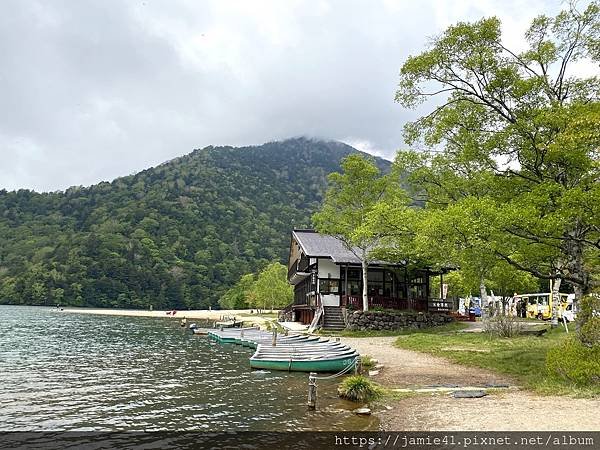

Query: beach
(61, 307), (275, 324)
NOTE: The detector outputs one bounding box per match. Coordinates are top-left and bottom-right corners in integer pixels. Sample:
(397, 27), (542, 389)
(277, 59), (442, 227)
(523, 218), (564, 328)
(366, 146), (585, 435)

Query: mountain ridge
(1, 137), (387, 195)
(0, 137), (391, 309)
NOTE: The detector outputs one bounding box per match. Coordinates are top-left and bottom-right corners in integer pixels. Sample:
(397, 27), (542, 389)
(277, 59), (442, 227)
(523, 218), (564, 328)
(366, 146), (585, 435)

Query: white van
(561, 302), (577, 322)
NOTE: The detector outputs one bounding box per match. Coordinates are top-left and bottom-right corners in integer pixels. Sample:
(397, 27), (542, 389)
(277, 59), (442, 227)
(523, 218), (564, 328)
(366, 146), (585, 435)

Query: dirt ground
(340, 337), (512, 388)
(339, 337), (600, 431)
(61, 307), (277, 326)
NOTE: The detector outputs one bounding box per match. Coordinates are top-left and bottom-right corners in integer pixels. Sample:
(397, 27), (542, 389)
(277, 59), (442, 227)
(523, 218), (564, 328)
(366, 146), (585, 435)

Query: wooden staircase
(322, 306), (346, 331)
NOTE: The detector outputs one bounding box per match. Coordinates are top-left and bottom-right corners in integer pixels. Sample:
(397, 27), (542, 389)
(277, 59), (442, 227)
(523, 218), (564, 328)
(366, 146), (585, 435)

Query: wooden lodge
(285, 229), (453, 326)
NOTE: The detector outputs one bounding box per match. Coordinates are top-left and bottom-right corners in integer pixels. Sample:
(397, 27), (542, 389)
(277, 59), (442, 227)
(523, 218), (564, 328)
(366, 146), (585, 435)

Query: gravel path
(379, 392), (600, 431)
(339, 336), (512, 387)
(338, 336), (600, 431)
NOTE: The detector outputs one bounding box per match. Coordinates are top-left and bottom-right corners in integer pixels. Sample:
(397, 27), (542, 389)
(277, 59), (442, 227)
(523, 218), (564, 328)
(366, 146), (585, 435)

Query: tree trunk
(573, 283), (583, 332)
(563, 222), (587, 313)
(361, 258), (369, 312)
(479, 277), (488, 318)
(551, 277), (562, 328)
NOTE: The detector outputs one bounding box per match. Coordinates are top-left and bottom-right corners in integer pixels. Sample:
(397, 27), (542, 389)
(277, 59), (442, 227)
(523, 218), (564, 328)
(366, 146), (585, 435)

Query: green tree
(219, 273), (255, 309)
(246, 262), (292, 312)
(395, 2), (600, 324)
(0, 139), (390, 309)
(313, 155), (393, 311)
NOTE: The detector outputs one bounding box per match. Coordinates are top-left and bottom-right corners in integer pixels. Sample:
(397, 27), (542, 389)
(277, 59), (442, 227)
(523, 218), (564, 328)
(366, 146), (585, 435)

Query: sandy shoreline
(60, 307), (274, 322)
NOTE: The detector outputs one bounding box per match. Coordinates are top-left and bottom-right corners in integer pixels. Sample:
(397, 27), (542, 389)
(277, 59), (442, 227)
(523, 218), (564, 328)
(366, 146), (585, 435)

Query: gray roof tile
(292, 230), (397, 265)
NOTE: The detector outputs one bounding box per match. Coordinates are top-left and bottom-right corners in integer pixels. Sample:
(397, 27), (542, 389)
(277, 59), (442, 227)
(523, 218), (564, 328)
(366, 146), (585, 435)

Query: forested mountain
(0, 138), (390, 309)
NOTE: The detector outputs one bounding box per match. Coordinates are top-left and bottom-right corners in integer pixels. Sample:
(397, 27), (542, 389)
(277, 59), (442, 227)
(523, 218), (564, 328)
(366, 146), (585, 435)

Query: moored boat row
(206, 328), (359, 373)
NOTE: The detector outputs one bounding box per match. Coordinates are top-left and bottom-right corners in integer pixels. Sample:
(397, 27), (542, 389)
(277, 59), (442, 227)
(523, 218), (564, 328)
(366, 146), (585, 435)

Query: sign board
(428, 298), (453, 312)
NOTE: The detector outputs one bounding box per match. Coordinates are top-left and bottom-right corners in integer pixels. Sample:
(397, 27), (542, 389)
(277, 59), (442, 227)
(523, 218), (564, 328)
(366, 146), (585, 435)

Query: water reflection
(0, 306), (377, 431)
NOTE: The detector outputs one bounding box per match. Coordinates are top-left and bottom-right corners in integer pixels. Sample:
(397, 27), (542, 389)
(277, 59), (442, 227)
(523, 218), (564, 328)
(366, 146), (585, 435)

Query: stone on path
(353, 407), (372, 415)
(452, 390), (487, 398)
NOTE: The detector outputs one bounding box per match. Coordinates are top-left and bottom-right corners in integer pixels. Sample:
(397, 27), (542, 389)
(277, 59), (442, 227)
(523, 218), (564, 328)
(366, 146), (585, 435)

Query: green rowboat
(249, 352), (358, 372)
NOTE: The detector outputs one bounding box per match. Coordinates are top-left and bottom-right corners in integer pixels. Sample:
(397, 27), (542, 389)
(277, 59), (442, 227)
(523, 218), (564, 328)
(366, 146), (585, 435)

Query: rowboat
(205, 327), (360, 372)
(250, 349), (359, 372)
(191, 328), (210, 335)
(208, 329), (322, 347)
(253, 345), (353, 355)
(214, 320), (242, 328)
(241, 335), (323, 348)
(253, 344), (350, 353)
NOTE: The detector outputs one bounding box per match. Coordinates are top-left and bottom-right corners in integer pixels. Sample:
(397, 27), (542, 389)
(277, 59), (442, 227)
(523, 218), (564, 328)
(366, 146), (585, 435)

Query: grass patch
(395, 322), (469, 335)
(394, 323), (600, 397)
(546, 336), (600, 386)
(338, 375), (384, 402)
(263, 320), (286, 333)
(239, 312), (279, 319)
(360, 355), (377, 372)
(259, 312), (280, 318)
(382, 389), (423, 401)
(322, 321), (469, 338)
(336, 329), (406, 337)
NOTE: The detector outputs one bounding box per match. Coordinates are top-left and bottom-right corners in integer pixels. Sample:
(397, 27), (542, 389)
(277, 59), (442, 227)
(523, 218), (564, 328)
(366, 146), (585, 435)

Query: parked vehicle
(514, 292), (572, 320)
(469, 305), (482, 317)
(559, 301), (577, 323)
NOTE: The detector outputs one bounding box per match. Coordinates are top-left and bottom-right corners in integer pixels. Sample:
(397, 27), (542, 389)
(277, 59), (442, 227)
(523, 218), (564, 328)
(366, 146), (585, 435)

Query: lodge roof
(291, 229), (399, 266)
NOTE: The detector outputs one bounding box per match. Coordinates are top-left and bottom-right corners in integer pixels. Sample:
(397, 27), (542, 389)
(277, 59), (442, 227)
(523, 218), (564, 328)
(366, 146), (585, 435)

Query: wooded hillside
(0, 138), (390, 309)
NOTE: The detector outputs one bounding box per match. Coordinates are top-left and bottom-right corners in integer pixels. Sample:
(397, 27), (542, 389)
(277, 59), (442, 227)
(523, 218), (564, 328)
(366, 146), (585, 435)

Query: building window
(347, 269), (361, 280)
(319, 279), (340, 295)
(347, 280), (360, 295)
(368, 270), (384, 282)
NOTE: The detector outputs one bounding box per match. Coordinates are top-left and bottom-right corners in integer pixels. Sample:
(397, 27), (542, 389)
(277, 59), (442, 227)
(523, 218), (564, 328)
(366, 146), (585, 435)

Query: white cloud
(341, 138), (389, 160)
(0, 0), (587, 192)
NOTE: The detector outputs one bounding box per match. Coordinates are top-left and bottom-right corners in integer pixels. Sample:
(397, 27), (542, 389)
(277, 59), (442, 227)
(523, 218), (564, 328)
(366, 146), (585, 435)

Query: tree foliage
(0, 138), (389, 309)
(313, 154), (399, 311)
(218, 274), (255, 310)
(246, 262), (293, 311)
(394, 2), (600, 305)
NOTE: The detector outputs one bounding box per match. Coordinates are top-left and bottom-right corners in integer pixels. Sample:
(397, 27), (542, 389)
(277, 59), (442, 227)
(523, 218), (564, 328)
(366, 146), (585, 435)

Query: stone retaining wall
(345, 309), (453, 331)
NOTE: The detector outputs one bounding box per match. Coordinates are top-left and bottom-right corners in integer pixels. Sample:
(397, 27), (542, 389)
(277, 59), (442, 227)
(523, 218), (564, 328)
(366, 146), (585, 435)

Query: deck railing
(341, 295), (428, 312)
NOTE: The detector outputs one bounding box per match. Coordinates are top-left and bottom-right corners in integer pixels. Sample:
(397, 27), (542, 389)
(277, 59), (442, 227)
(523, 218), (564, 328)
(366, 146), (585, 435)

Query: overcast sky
(1, 0), (579, 192)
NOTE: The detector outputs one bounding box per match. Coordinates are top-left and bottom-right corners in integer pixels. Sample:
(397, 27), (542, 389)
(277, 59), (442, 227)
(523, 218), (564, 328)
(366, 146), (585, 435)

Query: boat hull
(249, 354), (358, 373)
(207, 328), (360, 372)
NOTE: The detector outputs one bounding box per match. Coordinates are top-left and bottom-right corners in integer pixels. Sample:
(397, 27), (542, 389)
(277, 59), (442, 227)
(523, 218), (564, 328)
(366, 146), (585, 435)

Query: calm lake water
(0, 306), (376, 431)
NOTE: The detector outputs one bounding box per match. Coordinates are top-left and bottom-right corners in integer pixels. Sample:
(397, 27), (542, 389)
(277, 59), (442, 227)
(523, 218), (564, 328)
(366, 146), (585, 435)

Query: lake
(0, 306), (376, 431)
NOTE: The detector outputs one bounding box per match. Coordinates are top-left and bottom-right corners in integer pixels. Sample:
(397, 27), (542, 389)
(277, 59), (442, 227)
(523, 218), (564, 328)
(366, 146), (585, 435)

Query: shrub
(546, 336), (600, 386)
(577, 295), (600, 347)
(337, 375), (384, 402)
(483, 314), (523, 338)
(359, 355), (377, 372)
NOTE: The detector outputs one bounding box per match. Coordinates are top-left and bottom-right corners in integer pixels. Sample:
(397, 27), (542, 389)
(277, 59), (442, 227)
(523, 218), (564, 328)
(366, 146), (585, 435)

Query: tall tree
(246, 262), (293, 312)
(218, 273), (255, 309)
(395, 2), (600, 323)
(313, 154), (394, 311)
